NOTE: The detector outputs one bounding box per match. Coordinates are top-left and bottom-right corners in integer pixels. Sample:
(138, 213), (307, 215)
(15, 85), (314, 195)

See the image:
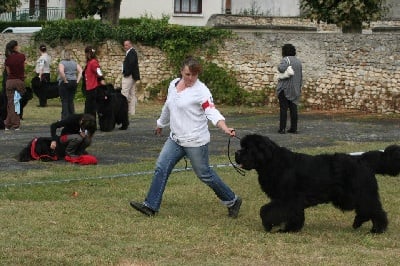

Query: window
(174, 0), (202, 14)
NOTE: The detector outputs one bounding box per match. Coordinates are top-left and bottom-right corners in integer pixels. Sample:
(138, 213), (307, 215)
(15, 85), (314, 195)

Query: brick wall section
(1, 28), (399, 114)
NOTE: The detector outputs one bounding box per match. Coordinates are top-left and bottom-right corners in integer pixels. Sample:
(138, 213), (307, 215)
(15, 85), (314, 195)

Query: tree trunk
(101, 0), (121, 25)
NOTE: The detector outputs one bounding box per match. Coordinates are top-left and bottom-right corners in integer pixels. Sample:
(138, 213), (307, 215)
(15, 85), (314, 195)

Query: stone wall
(214, 32), (400, 114)
(1, 29), (399, 114)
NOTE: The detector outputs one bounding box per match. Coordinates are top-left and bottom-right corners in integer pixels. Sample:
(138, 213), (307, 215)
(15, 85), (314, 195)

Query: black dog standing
(235, 134), (400, 233)
(31, 76), (59, 107)
(96, 84), (129, 132)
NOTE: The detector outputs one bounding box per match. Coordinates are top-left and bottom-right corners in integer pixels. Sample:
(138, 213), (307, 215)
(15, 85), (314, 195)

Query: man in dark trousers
(121, 39), (140, 115)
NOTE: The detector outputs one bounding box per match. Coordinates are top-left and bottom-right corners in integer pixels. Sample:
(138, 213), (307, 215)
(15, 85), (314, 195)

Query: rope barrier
(0, 163), (234, 188)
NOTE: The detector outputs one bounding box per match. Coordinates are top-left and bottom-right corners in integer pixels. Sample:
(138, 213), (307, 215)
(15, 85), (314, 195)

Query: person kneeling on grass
(50, 113), (97, 160)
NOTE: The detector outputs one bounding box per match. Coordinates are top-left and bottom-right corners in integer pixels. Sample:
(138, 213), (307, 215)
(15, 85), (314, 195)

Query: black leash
(228, 135), (246, 176)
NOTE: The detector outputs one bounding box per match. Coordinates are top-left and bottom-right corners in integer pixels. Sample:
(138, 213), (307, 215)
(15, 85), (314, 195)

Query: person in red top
(4, 40), (26, 131)
(83, 46), (105, 120)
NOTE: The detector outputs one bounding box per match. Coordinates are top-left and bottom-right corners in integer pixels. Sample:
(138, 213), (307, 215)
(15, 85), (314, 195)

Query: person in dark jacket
(121, 40), (140, 115)
(50, 113), (96, 157)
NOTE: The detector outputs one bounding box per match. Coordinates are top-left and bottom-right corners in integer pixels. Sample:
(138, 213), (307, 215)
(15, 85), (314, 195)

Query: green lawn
(0, 100), (399, 265)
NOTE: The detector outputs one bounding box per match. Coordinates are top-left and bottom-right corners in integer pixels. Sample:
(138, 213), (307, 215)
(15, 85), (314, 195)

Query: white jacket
(157, 78), (225, 147)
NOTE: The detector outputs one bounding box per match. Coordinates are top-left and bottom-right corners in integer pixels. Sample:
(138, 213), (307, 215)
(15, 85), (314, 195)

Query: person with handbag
(276, 43), (303, 134)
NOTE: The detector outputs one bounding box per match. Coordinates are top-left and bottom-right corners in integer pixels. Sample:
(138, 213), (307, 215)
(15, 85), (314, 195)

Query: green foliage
(34, 19), (114, 46)
(301, 0), (388, 31)
(200, 61), (246, 105)
(0, 0), (21, 13)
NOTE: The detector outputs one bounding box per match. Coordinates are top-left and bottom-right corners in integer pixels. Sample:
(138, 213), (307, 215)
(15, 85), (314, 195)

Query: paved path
(1, 112), (399, 172)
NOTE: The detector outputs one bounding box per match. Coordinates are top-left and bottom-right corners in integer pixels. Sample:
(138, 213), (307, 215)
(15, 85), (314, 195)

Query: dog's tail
(358, 145), (400, 176)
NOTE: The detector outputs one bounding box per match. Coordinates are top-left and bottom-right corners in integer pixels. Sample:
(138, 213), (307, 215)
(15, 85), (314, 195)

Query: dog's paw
(370, 227), (386, 234)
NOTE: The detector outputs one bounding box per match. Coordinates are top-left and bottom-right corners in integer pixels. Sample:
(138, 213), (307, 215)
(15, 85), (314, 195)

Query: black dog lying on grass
(18, 136), (98, 165)
(31, 76), (59, 107)
(235, 134), (400, 234)
(96, 84), (129, 132)
(18, 137), (65, 162)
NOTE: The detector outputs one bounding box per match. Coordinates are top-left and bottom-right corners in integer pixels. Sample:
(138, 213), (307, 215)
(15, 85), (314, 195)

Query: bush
(200, 61), (246, 105)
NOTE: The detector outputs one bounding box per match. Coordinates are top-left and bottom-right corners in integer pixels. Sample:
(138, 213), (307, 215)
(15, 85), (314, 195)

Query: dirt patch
(1, 111), (399, 172)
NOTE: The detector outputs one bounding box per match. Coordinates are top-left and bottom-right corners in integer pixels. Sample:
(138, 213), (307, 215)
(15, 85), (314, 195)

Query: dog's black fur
(0, 87), (33, 129)
(96, 84), (129, 132)
(235, 134), (400, 233)
(31, 76), (59, 107)
(18, 137), (66, 162)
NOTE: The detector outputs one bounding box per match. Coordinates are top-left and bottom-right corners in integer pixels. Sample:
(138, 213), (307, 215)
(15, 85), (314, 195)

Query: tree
(301, 0), (388, 33)
(73, 0), (121, 25)
(0, 0), (21, 14)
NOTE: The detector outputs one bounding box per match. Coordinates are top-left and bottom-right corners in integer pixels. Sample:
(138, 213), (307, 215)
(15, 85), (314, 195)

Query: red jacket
(84, 58), (102, 91)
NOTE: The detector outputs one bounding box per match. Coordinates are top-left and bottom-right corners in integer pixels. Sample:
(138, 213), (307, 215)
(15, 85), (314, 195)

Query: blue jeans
(143, 137), (237, 211)
(59, 80), (77, 120)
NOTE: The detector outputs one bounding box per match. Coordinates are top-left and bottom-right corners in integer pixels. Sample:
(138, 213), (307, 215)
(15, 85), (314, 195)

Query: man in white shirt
(35, 44), (52, 82)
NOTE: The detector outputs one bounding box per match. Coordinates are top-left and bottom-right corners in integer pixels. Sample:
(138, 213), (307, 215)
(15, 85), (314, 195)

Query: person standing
(276, 43), (303, 134)
(122, 40), (140, 115)
(129, 56), (242, 218)
(4, 40), (26, 131)
(83, 46), (105, 119)
(58, 49), (83, 120)
(35, 44), (52, 82)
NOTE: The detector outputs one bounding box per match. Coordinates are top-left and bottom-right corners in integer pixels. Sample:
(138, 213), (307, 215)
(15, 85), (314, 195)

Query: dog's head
(235, 134), (278, 170)
(382, 144), (400, 176)
(96, 84), (115, 103)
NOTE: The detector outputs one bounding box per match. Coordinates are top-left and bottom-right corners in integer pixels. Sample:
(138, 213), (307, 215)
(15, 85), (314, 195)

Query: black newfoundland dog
(31, 76), (59, 107)
(18, 137), (65, 162)
(235, 134), (400, 234)
(96, 84), (129, 132)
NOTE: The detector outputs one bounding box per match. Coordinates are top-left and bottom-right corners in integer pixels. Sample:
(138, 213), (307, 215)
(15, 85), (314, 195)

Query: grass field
(1, 99), (399, 265)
